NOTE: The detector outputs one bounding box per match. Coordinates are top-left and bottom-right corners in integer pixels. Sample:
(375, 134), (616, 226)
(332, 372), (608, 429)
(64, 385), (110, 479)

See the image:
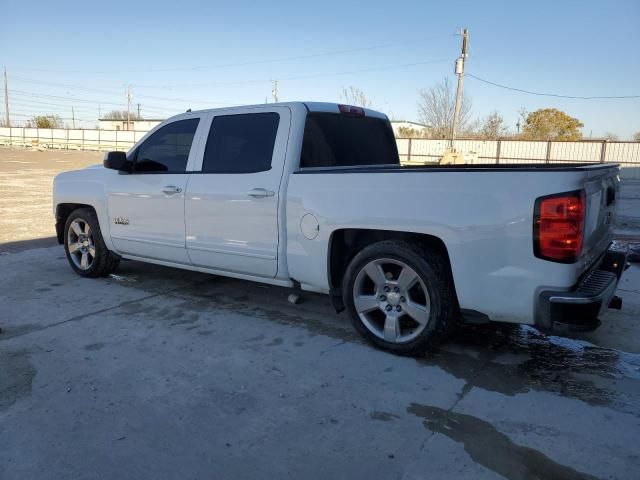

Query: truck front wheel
(342, 240), (455, 355)
(64, 208), (120, 278)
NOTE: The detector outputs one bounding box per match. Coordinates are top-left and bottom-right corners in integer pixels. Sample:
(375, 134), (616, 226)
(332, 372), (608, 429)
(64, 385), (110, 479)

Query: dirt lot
(1, 147), (640, 479)
(0, 148), (103, 247)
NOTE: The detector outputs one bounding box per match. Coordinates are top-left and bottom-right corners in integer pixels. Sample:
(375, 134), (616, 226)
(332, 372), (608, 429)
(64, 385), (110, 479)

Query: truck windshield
(300, 112), (400, 168)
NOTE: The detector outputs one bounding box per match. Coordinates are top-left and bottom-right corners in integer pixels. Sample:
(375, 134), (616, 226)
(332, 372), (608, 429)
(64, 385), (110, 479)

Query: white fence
(398, 138), (640, 178)
(1, 127), (639, 179)
(397, 138), (640, 165)
(0, 127), (146, 151)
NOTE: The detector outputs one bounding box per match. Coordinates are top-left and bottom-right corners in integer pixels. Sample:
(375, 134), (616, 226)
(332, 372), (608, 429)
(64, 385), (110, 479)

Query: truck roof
(184, 102), (389, 120)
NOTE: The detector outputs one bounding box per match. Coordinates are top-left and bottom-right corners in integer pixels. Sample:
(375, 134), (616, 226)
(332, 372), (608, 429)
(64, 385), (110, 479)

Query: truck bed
(296, 163), (619, 174)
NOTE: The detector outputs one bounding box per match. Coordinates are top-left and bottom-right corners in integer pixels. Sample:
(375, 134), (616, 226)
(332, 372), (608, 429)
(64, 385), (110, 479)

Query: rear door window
(202, 113), (280, 173)
(300, 113), (399, 168)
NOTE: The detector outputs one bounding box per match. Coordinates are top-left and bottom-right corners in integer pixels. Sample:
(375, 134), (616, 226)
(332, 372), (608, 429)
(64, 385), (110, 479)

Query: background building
(98, 118), (164, 131)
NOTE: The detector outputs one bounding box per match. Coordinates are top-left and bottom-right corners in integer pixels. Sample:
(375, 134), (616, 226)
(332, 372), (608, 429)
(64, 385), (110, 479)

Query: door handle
(162, 185), (183, 195)
(247, 188), (275, 198)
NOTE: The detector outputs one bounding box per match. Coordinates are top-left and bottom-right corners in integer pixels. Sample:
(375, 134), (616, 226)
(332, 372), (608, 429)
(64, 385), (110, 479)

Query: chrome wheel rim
(353, 258), (431, 344)
(67, 219), (95, 270)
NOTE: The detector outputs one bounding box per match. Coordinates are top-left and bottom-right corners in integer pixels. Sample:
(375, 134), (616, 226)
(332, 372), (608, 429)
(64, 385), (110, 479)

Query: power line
(467, 73), (640, 100)
(10, 76), (122, 95)
(158, 58), (450, 89)
(10, 112), (97, 122)
(130, 59), (450, 105)
(9, 90), (175, 113)
(7, 58), (451, 119)
(8, 34), (455, 74)
(9, 58), (449, 93)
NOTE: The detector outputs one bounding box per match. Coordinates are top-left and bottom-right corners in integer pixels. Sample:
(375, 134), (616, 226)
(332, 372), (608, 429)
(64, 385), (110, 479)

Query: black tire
(64, 207), (120, 277)
(342, 240), (456, 356)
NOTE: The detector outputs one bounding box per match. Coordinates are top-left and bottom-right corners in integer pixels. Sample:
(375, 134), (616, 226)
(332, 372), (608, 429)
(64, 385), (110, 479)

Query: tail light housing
(338, 104), (365, 116)
(533, 190), (585, 263)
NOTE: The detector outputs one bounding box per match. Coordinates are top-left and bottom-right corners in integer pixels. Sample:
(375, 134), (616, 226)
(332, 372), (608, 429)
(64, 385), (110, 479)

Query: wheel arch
(55, 203), (97, 244)
(327, 228), (458, 312)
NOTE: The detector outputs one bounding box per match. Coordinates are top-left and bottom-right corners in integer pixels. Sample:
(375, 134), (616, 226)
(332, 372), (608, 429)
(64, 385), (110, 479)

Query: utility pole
(71, 107), (76, 129)
(137, 103), (141, 119)
(3, 66), (10, 127)
(271, 80), (279, 103)
(126, 86), (132, 130)
(450, 28), (468, 149)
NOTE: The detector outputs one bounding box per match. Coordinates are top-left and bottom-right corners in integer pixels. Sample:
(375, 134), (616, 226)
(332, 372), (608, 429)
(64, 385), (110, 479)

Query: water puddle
(408, 403), (599, 480)
(423, 325), (640, 415)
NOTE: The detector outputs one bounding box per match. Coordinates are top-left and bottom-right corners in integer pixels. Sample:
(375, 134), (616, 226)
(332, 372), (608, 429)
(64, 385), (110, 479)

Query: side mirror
(103, 151), (132, 172)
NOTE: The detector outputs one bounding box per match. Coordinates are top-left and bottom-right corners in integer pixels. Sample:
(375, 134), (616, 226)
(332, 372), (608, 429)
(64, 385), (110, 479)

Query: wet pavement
(1, 246), (639, 479)
(2, 147), (640, 478)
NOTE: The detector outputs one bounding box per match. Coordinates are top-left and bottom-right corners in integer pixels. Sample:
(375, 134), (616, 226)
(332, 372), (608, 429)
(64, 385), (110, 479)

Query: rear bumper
(537, 246), (628, 332)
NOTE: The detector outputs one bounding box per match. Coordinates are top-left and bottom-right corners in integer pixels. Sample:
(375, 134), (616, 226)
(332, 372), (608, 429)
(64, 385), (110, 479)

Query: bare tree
(634, 131), (640, 142)
(418, 78), (471, 139)
(340, 86), (372, 108)
(603, 132), (619, 141)
(477, 111), (509, 139)
(103, 110), (141, 120)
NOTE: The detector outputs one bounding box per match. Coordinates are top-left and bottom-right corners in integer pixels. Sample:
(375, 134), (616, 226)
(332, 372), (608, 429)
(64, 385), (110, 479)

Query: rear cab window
(300, 112), (399, 169)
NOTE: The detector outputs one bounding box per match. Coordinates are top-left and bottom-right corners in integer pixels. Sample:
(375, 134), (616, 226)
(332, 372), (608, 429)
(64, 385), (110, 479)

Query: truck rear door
(184, 106), (291, 277)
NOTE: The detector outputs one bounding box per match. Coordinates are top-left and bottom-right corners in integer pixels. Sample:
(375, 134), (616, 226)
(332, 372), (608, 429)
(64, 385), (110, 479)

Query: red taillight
(338, 104), (365, 116)
(533, 191), (585, 263)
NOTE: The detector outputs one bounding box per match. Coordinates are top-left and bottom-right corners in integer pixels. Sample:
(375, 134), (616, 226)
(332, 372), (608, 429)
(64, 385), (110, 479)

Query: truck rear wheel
(342, 240), (455, 355)
(64, 208), (120, 278)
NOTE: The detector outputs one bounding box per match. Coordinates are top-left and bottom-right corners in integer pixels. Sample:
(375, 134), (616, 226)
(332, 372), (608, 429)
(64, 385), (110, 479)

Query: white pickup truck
(53, 102), (627, 354)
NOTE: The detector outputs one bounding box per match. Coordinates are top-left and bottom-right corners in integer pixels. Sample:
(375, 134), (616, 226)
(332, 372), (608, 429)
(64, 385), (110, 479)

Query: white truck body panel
(286, 169), (606, 323)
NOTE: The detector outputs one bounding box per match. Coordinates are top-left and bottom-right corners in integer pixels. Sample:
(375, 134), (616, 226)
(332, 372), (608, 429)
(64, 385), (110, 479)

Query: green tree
(521, 108), (583, 141)
(31, 115), (63, 128)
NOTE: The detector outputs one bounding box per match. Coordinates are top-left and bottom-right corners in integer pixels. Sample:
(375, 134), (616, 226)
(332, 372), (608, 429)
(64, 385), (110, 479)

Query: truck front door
(106, 117), (203, 264)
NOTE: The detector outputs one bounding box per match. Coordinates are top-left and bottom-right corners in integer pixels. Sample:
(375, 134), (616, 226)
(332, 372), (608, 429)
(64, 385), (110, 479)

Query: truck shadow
(0, 236), (58, 254)
(99, 260), (640, 416)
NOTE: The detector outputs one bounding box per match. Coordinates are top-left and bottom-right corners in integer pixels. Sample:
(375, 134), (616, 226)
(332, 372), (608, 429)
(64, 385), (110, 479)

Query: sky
(1, 0), (639, 138)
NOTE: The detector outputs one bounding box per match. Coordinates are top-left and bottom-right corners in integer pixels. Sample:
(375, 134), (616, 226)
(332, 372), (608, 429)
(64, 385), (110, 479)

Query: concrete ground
(1, 147), (640, 479)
